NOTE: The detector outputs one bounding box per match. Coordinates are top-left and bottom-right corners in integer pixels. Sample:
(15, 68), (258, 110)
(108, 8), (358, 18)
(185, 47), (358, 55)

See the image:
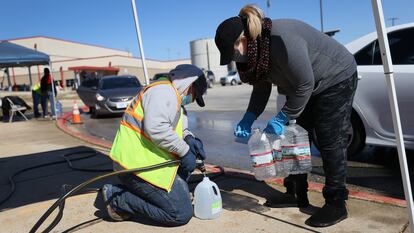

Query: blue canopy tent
(0, 41), (58, 119)
(0, 41), (50, 89)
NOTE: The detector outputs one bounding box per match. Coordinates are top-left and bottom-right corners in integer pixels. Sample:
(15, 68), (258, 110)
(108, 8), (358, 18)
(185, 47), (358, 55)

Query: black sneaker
(305, 203), (348, 227)
(101, 184), (131, 221)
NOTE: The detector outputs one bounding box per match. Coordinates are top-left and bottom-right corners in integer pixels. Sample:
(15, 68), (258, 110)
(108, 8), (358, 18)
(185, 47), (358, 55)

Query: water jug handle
(212, 186), (218, 195)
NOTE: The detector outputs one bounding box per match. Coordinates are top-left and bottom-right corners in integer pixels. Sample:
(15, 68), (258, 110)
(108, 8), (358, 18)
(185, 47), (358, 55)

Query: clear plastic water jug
(248, 128), (276, 180)
(281, 120), (312, 174)
(55, 101), (63, 118)
(194, 177), (222, 219)
(267, 133), (285, 176)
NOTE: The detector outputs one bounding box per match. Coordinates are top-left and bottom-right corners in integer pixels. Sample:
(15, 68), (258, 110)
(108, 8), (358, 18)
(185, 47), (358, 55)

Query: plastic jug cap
(251, 127), (260, 133)
(260, 133), (268, 141)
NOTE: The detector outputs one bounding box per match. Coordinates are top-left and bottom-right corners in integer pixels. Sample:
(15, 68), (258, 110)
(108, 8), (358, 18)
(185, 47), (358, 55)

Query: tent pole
(12, 68), (16, 86)
(130, 0), (149, 86)
(371, 0), (414, 231)
(49, 63), (57, 120)
(6, 68), (12, 91)
(28, 66), (33, 87)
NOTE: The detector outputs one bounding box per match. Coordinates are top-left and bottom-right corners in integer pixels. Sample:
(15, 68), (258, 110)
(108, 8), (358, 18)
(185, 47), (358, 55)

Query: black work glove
(178, 149), (197, 181)
(184, 135), (206, 160)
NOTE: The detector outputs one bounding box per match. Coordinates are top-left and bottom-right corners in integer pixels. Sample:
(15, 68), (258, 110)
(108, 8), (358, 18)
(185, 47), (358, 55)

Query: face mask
(233, 50), (248, 63)
(181, 94), (193, 106)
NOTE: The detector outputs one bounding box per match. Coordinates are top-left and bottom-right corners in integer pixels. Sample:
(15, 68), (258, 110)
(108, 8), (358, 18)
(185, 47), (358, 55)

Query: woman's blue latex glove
(263, 111), (290, 135)
(234, 112), (257, 138)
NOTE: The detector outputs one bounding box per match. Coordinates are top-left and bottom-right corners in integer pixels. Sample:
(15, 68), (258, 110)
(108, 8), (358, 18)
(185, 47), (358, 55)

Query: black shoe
(292, 174), (309, 208)
(305, 203), (348, 227)
(296, 193), (309, 208)
(264, 192), (297, 208)
(265, 175), (310, 208)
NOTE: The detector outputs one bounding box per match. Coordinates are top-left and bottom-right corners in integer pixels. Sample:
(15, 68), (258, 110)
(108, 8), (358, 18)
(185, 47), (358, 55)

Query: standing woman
(40, 68), (56, 118)
(215, 5), (357, 227)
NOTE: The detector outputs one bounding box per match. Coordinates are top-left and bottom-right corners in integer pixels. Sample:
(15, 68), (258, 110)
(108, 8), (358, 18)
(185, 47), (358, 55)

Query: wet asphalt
(78, 85), (414, 199)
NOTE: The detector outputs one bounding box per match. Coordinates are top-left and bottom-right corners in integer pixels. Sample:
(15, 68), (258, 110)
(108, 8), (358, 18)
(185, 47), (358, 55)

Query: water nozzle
(195, 159), (206, 174)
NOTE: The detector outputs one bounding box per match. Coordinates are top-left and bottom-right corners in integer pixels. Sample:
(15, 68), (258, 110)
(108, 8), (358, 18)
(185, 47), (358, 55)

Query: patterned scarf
(237, 18), (272, 85)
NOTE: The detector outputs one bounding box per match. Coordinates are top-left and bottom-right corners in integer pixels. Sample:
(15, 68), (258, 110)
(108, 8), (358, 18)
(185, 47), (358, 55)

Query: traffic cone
(71, 101), (83, 124)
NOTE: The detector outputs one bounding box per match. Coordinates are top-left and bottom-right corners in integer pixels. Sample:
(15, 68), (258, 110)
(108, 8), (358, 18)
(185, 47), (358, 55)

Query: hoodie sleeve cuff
(176, 143), (190, 158)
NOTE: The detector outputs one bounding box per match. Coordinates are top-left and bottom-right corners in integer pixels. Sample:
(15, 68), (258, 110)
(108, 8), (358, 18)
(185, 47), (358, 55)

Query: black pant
(287, 72), (358, 203)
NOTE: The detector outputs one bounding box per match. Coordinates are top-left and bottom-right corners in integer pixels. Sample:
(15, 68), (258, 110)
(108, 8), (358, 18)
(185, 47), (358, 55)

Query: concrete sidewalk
(0, 119), (410, 232)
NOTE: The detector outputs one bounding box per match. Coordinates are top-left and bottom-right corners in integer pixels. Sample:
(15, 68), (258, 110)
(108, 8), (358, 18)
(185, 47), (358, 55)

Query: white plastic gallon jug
(194, 177), (222, 219)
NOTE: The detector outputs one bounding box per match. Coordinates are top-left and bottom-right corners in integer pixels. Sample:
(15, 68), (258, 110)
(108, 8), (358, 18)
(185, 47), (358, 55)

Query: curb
(56, 110), (407, 208)
(56, 108), (112, 149)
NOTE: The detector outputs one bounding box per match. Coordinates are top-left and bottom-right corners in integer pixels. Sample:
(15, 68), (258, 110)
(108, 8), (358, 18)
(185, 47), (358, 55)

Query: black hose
(0, 149), (224, 233)
(29, 159), (181, 233)
(0, 150), (100, 206)
(61, 152), (112, 172)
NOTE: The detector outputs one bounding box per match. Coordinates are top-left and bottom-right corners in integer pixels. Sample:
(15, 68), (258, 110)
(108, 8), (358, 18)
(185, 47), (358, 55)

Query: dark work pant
(40, 94), (48, 117)
(108, 173), (193, 226)
(32, 91), (41, 117)
(287, 72), (358, 203)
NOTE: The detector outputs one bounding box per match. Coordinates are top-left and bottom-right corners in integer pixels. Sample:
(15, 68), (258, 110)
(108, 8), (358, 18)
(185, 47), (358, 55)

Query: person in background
(101, 64), (207, 226)
(40, 68), (57, 118)
(215, 5), (358, 227)
(31, 82), (44, 118)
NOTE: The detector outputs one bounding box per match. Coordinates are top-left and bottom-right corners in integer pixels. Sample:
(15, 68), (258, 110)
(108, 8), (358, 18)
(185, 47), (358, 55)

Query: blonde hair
(239, 5), (265, 40)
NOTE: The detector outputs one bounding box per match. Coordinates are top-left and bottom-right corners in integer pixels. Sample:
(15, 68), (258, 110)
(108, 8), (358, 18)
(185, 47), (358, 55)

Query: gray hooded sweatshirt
(140, 76), (197, 158)
(247, 19), (357, 119)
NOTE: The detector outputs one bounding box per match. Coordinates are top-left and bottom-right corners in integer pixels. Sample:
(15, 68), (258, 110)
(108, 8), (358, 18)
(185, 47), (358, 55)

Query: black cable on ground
(0, 149), (225, 233)
(0, 149), (101, 206)
(29, 159), (181, 233)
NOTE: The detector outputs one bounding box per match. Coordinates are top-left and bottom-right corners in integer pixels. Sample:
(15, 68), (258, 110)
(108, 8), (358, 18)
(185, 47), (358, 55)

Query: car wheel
(221, 83), (226, 86)
(347, 112), (366, 158)
(89, 106), (95, 114)
(230, 79), (236, 85)
(91, 109), (100, 119)
(311, 111), (365, 159)
(208, 80), (213, 88)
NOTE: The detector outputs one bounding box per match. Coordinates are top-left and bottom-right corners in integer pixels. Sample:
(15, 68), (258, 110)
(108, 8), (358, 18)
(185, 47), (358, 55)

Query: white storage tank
(190, 38), (230, 83)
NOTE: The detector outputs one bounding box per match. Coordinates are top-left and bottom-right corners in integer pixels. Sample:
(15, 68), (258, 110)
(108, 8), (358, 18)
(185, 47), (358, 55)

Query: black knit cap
(215, 16), (244, 65)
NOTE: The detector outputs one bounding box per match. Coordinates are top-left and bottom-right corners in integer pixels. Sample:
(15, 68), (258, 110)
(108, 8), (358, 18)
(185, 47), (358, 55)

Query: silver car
(277, 22), (414, 157)
(220, 71), (242, 86)
(77, 75), (142, 118)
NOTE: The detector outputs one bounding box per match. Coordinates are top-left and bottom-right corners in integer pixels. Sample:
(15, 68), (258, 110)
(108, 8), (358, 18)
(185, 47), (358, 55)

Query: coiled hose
(0, 149), (223, 233)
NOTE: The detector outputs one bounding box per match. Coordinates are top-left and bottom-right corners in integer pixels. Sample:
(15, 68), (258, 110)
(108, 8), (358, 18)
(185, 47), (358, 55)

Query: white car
(220, 71), (242, 86)
(345, 22), (414, 157)
(278, 22), (414, 157)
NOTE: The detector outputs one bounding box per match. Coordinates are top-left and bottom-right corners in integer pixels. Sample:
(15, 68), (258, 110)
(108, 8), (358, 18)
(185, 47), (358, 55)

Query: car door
(76, 78), (98, 107)
(354, 27), (414, 141)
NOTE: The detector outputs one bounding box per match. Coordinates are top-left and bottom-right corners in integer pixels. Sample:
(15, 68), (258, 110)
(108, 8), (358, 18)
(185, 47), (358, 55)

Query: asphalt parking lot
(78, 84), (414, 199)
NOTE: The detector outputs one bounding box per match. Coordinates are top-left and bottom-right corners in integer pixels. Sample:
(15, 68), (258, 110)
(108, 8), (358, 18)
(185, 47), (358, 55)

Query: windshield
(100, 77), (141, 90)
(229, 71), (237, 75)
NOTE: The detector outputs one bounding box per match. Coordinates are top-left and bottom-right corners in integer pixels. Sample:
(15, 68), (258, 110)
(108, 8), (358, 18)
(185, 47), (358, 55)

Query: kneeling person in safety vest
(102, 64), (208, 226)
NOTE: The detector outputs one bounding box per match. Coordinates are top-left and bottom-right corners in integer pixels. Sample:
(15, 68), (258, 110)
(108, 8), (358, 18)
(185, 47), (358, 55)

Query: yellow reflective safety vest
(110, 80), (183, 192)
(32, 83), (42, 95)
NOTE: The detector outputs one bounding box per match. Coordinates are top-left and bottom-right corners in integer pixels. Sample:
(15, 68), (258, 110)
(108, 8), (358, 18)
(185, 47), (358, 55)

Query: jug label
(211, 201), (222, 215)
(282, 143), (311, 158)
(250, 151), (274, 167)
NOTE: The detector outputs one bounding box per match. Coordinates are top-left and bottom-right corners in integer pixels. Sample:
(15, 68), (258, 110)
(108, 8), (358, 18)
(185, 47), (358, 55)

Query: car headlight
(96, 93), (105, 101)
